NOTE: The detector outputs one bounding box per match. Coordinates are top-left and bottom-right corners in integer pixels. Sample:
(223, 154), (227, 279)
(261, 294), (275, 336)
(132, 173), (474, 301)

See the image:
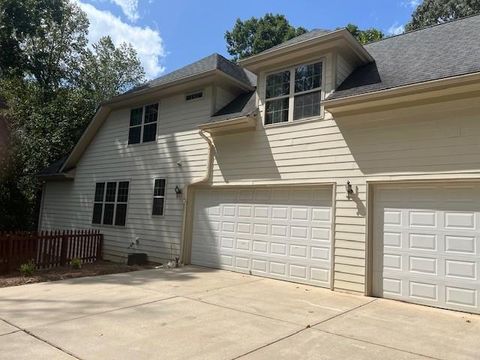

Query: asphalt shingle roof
(330, 15), (480, 100)
(250, 29), (333, 57)
(126, 53), (256, 95)
(210, 91), (257, 122)
(38, 157), (67, 177)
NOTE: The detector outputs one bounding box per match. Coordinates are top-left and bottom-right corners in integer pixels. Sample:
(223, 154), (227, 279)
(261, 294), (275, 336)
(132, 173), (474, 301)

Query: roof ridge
(365, 13), (480, 46)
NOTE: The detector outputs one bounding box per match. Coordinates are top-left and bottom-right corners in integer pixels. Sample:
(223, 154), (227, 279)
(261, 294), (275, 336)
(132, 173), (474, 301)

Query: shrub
(19, 261), (35, 276)
(71, 258), (82, 269)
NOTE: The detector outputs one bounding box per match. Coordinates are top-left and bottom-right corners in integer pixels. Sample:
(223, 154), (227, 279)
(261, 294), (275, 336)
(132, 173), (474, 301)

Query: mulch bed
(0, 260), (157, 288)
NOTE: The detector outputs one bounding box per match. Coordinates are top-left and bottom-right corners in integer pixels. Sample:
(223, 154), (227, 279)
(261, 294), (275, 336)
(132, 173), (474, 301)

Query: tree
(0, 0), (145, 230)
(0, 0), (89, 93)
(80, 36), (145, 108)
(406, 0), (480, 31)
(225, 14), (307, 61)
(345, 24), (384, 44)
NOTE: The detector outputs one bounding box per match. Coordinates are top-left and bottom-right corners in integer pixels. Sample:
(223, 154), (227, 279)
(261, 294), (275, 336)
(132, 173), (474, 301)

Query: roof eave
(104, 68), (254, 107)
(199, 114), (257, 134)
(103, 69), (218, 106)
(324, 71), (480, 115)
(239, 29), (373, 71)
(60, 106), (111, 172)
(38, 172), (75, 181)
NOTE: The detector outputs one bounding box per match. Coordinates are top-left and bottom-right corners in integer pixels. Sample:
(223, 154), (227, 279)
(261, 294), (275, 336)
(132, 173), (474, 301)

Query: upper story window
(264, 61), (323, 125)
(128, 103), (158, 145)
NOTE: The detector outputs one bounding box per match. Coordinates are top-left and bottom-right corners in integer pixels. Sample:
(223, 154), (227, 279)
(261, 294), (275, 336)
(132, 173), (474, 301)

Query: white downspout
(179, 129), (214, 264)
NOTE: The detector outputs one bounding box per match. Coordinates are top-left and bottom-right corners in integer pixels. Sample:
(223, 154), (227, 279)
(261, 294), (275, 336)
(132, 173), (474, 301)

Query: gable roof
(329, 15), (480, 100)
(254, 29), (333, 56)
(123, 53), (256, 98)
(239, 28), (373, 71)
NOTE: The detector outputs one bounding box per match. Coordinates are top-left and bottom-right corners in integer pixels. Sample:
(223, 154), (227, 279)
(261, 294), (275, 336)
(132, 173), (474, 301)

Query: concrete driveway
(0, 266), (478, 360)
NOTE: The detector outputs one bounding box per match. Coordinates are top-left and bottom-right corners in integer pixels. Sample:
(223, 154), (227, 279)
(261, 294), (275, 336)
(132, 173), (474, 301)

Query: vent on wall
(185, 91), (203, 101)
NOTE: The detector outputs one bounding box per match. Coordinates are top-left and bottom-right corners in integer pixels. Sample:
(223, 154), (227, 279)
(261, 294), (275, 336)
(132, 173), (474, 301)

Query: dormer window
(128, 103), (158, 145)
(265, 61), (323, 125)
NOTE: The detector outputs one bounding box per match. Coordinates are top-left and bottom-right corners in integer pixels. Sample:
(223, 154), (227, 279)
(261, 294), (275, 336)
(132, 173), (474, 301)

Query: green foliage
(0, 0), (89, 91)
(406, 0), (480, 31)
(19, 260), (35, 276)
(0, 0), (146, 230)
(345, 23), (385, 44)
(70, 258), (82, 269)
(80, 36), (145, 107)
(225, 13), (307, 61)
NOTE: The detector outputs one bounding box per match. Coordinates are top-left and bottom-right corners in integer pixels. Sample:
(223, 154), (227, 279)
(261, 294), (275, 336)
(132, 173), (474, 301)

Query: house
(38, 15), (480, 314)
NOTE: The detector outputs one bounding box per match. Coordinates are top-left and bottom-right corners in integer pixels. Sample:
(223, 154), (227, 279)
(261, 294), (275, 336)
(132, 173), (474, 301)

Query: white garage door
(191, 187), (333, 287)
(373, 184), (480, 313)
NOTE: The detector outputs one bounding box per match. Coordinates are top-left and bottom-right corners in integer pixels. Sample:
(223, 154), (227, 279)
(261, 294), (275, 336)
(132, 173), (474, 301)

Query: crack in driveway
(232, 298), (379, 359)
(0, 316), (82, 359)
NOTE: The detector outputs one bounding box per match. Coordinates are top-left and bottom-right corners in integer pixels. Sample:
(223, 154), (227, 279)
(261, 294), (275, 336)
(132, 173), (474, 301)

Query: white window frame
(263, 59), (325, 126)
(128, 103), (159, 145)
(151, 178), (167, 217)
(92, 180), (130, 227)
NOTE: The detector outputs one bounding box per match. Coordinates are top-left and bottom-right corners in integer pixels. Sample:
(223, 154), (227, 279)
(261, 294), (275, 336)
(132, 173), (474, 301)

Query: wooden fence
(0, 229), (103, 274)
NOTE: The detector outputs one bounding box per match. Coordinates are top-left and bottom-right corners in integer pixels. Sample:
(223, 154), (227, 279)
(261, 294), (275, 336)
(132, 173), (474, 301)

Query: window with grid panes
(128, 103), (158, 144)
(264, 61), (323, 125)
(92, 181), (129, 226)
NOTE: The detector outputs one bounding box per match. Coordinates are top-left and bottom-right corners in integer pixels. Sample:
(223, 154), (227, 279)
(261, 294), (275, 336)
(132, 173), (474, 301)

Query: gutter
(179, 129), (215, 264)
(198, 113), (257, 132)
(324, 71), (480, 112)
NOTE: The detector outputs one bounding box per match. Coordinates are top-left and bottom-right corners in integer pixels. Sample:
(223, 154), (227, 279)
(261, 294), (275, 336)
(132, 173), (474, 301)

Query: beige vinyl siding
(41, 87), (217, 262)
(336, 52), (355, 87)
(208, 51), (480, 293)
(40, 48), (480, 294)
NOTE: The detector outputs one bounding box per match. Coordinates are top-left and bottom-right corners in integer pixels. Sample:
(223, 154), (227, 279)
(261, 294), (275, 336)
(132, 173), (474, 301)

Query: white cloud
(403, 0), (421, 8)
(387, 23), (405, 36)
(76, 1), (166, 78)
(109, 0), (139, 22)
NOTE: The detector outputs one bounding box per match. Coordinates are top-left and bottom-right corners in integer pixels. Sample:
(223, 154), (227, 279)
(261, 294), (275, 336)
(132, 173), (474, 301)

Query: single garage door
(191, 187), (333, 287)
(373, 184), (480, 313)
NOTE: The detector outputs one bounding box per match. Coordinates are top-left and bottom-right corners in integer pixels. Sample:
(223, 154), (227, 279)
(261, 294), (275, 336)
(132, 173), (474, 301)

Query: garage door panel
(374, 184), (480, 313)
(192, 187), (332, 287)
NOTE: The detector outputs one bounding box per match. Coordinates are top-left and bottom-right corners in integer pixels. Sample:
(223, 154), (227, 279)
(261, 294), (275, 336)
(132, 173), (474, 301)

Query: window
(186, 91), (203, 101)
(92, 181), (129, 226)
(264, 61), (323, 125)
(128, 103), (158, 144)
(152, 178), (166, 216)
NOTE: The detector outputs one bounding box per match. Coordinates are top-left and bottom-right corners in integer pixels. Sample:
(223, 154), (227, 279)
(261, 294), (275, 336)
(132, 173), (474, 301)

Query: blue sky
(76, 0), (421, 79)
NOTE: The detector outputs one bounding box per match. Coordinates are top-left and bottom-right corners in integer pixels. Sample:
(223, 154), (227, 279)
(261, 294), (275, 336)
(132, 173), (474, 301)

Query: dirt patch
(0, 261), (157, 288)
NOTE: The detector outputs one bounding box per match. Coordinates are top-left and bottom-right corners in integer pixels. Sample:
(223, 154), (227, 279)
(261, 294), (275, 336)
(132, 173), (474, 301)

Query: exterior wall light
(175, 186), (182, 195)
(346, 181), (354, 199)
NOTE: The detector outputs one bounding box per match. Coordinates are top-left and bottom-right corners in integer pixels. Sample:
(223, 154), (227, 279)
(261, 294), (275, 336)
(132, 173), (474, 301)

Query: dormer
(239, 29), (373, 126)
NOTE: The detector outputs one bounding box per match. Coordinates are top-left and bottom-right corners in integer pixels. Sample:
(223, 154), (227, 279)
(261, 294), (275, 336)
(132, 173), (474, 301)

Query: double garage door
(374, 184), (480, 314)
(191, 183), (479, 314)
(191, 187), (333, 288)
